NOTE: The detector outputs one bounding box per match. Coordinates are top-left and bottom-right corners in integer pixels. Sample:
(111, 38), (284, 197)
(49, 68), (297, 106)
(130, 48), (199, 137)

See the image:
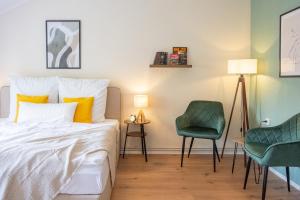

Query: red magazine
(168, 54), (179, 65)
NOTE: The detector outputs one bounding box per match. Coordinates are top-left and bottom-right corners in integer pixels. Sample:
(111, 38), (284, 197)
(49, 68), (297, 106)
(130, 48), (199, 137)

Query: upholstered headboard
(0, 86), (121, 122)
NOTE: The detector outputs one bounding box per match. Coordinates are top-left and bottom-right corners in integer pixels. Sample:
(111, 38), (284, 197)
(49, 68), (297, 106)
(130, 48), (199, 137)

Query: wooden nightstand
(123, 119), (151, 162)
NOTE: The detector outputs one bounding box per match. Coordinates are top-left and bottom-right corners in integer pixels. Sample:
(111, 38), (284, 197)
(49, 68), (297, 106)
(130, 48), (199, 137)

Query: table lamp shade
(228, 59), (257, 75)
(134, 95), (148, 108)
(134, 95), (148, 123)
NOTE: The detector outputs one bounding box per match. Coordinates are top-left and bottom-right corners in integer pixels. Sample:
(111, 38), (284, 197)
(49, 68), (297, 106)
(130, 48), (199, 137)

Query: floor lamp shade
(228, 59), (257, 75)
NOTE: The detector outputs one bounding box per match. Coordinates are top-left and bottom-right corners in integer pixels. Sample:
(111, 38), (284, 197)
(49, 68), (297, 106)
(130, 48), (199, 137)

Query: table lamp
(221, 59), (257, 157)
(134, 95), (148, 123)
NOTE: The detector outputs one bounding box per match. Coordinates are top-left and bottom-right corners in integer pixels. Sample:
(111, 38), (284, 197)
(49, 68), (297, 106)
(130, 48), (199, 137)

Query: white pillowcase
(9, 76), (58, 121)
(17, 102), (78, 123)
(58, 77), (110, 122)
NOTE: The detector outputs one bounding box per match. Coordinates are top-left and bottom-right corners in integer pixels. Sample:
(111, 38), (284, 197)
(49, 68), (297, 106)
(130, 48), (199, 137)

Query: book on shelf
(168, 54), (179, 65)
(173, 47), (188, 65)
(153, 52), (168, 65)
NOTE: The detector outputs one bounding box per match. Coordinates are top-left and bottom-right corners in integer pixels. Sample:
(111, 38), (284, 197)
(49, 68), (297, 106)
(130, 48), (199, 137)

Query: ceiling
(0, 0), (29, 15)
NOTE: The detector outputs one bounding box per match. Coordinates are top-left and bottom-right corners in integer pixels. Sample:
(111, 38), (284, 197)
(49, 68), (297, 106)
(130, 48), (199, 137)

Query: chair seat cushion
(177, 126), (220, 139)
(245, 142), (269, 158)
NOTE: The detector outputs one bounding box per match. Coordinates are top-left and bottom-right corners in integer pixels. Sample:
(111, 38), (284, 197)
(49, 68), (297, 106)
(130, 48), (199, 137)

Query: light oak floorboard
(112, 154), (300, 200)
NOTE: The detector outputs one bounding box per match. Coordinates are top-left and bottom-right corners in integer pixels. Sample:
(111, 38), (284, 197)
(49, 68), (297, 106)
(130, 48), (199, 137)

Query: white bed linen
(58, 78), (110, 122)
(61, 119), (119, 195)
(9, 76), (59, 121)
(0, 118), (119, 200)
(18, 102), (78, 123)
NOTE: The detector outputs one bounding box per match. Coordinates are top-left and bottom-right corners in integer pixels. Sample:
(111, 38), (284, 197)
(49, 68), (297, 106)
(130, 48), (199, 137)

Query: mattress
(0, 118), (119, 195)
(62, 119), (119, 195)
(60, 151), (110, 194)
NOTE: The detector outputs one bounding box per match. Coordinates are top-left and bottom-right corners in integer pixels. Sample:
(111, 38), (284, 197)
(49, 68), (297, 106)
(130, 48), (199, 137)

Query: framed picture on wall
(46, 20), (81, 69)
(280, 7), (300, 77)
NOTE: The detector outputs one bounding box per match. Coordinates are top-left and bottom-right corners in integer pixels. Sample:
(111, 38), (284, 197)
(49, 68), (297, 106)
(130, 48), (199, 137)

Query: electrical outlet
(261, 118), (270, 126)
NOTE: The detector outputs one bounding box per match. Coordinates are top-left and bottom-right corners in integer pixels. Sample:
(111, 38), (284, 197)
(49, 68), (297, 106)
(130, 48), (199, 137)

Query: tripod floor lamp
(221, 59), (257, 158)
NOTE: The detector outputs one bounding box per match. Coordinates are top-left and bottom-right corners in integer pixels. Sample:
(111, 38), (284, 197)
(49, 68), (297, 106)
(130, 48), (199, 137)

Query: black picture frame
(279, 6), (300, 77)
(46, 20), (81, 69)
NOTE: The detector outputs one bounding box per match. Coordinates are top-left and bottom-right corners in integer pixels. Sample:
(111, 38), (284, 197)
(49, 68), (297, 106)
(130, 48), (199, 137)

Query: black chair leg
(214, 141), (220, 162)
(243, 157), (252, 189)
(123, 135), (127, 159)
(232, 142), (238, 174)
(188, 137), (194, 158)
(181, 136), (186, 167)
(286, 167), (291, 192)
(213, 140), (216, 172)
(243, 150), (247, 168)
(262, 166), (269, 200)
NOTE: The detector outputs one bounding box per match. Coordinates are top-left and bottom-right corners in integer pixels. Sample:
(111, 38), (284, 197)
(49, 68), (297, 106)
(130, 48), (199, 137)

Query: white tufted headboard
(0, 86), (121, 122)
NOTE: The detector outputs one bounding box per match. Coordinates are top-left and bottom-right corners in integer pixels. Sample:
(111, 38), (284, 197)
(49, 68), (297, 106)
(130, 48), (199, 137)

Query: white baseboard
(121, 147), (244, 155)
(269, 167), (300, 191)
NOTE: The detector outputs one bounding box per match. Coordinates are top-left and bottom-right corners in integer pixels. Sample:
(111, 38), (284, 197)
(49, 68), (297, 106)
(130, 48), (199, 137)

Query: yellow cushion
(63, 97), (94, 123)
(15, 94), (49, 122)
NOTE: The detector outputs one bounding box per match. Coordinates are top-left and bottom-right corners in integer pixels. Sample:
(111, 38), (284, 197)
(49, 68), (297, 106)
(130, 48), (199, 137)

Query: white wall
(0, 0), (251, 153)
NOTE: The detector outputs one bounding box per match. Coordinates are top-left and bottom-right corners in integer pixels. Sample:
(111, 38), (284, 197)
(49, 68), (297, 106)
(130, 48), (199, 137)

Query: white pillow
(9, 76), (59, 121)
(17, 102), (78, 123)
(58, 77), (110, 122)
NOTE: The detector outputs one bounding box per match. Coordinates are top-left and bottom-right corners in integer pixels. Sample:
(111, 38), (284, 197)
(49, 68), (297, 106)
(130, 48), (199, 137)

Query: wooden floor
(111, 154), (300, 200)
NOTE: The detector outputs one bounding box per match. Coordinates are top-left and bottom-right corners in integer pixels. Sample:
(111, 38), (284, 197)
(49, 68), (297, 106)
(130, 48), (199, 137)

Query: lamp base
(136, 110), (146, 123)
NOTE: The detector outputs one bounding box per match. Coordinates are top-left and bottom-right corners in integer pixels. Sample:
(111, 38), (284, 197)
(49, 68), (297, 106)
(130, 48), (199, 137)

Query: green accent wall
(251, 0), (300, 186)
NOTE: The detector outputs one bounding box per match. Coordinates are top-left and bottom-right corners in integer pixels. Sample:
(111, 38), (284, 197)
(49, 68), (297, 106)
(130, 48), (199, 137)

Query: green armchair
(243, 113), (300, 200)
(176, 101), (225, 172)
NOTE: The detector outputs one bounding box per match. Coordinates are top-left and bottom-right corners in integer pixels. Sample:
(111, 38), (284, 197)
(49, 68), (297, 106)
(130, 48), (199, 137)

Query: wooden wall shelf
(150, 64), (192, 68)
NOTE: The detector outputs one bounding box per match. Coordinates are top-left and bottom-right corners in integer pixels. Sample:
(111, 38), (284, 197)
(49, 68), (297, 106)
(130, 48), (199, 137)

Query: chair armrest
(261, 140), (300, 166)
(215, 115), (225, 135)
(245, 126), (282, 145)
(175, 114), (189, 130)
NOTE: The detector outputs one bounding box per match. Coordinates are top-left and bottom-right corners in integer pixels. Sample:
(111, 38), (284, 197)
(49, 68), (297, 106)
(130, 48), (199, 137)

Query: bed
(0, 86), (121, 200)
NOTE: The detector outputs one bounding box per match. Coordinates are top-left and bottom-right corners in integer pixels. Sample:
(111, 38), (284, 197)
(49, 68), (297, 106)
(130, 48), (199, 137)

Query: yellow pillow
(15, 94), (49, 122)
(63, 97), (94, 123)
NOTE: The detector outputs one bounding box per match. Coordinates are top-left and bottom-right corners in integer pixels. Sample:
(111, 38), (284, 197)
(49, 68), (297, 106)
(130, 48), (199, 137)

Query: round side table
(123, 119), (151, 162)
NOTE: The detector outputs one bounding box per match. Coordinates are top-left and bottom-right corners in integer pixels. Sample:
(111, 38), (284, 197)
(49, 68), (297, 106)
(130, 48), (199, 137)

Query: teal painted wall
(251, 0), (300, 185)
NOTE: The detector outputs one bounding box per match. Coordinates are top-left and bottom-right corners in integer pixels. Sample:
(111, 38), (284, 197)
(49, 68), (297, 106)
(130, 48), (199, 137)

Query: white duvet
(0, 120), (117, 200)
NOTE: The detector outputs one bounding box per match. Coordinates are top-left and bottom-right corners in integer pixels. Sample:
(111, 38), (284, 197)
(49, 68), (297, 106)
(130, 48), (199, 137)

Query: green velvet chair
(243, 113), (300, 200)
(176, 101), (225, 172)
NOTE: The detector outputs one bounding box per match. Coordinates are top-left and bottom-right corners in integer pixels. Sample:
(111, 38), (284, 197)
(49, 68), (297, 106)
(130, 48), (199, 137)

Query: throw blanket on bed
(0, 121), (117, 200)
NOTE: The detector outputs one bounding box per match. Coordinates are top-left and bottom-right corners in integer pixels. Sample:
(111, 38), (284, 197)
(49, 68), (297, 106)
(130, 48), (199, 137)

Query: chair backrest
(185, 101), (225, 133)
(280, 113), (300, 142)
